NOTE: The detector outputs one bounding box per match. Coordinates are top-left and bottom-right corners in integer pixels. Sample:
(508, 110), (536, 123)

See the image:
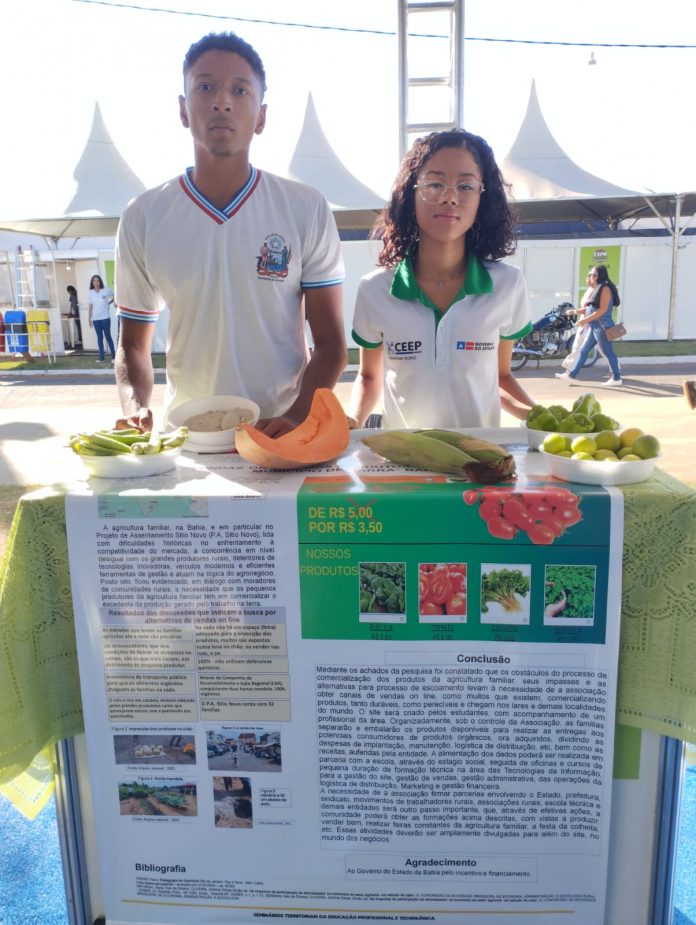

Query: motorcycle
(510, 301), (598, 371)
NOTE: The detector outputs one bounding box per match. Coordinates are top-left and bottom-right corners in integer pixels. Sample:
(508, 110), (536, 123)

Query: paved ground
(0, 359), (694, 487)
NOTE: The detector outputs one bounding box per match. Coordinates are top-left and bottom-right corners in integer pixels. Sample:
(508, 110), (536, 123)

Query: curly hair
(372, 130), (517, 268)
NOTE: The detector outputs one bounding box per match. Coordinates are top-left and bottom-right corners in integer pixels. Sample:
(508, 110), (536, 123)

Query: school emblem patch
(256, 233), (291, 280)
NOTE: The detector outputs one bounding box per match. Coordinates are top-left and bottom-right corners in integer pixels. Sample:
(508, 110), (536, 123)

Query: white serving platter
(539, 448), (659, 486)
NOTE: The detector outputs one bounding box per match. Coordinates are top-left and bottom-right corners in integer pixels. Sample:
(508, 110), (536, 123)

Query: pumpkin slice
(235, 388), (350, 469)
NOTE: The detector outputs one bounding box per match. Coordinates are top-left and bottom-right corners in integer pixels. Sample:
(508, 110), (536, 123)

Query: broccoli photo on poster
(544, 564), (597, 625)
(359, 561), (406, 620)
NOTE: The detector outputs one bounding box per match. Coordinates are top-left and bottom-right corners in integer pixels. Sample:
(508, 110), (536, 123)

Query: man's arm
(257, 285), (347, 437)
(114, 318), (156, 431)
(498, 339), (536, 421)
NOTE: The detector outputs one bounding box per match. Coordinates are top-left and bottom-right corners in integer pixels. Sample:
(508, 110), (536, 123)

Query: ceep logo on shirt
(386, 340), (422, 360)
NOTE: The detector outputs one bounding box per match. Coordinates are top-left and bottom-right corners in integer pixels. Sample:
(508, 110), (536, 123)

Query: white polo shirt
(352, 255), (532, 429)
(115, 167), (344, 419)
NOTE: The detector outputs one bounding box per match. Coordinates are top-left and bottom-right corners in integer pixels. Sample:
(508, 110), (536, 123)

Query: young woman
(558, 265), (622, 386)
(87, 274), (116, 363)
(348, 129), (535, 430)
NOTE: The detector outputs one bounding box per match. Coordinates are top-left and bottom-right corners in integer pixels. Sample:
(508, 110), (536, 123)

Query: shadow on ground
(0, 422), (55, 440)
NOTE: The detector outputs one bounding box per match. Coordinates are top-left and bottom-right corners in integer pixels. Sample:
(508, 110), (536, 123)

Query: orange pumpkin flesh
(235, 388), (350, 469)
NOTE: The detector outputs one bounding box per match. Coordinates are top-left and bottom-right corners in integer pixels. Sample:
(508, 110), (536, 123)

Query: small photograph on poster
(358, 561), (406, 623)
(544, 564), (597, 625)
(480, 564), (531, 625)
(206, 728), (281, 772)
(113, 734), (196, 765)
(213, 776), (253, 828)
(118, 780), (198, 817)
(417, 562), (467, 623)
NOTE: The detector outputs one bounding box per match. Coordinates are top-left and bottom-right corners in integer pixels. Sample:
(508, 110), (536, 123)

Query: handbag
(605, 322), (626, 341)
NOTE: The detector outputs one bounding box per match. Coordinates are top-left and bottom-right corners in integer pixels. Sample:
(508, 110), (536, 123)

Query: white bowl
(521, 421), (621, 451)
(79, 447), (182, 479)
(539, 449), (659, 486)
(166, 395), (260, 454)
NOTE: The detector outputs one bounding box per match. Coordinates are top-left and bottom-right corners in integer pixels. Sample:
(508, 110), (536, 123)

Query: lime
(594, 430), (621, 452)
(619, 427), (644, 449)
(620, 453), (642, 462)
(571, 451), (594, 461)
(618, 446), (636, 459)
(593, 449), (618, 461)
(542, 433), (570, 455)
(557, 450), (573, 458)
(631, 434), (660, 459)
(570, 435), (597, 455)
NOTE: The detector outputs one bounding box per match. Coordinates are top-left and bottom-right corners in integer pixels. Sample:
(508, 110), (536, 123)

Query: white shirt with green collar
(352, 254), (532, 429)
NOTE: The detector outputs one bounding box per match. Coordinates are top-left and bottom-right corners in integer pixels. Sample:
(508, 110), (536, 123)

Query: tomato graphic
(486, 516), (517, 540)
(445, 593), (467, 616)
(420, 601), (444, 616)
(526, 523), (556, 545)
(429, 571), (453, 605)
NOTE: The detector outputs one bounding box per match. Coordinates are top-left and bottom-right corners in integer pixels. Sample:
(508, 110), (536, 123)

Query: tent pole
(397, 1), (408, 161)
(667, 194), (682, 342)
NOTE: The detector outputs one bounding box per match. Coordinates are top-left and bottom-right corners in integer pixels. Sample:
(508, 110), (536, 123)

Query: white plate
(79, 447), (182, 479)
(521, 421), (622, 451)
(539, 448), (659, 485)
(166, 395), (260, 452)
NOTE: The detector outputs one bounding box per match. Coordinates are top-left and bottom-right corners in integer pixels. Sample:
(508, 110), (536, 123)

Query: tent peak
(286, 93), (383, 210)
(501, 81), (638, 200)
(64, 101), (146, 216)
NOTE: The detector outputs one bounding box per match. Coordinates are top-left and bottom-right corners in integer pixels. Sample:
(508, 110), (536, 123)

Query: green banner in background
(104, 259), (115, 290)
(578, 245), (621, 310)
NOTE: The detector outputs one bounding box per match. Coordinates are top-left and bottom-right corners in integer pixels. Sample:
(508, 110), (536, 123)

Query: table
(1, 456), (696, 793)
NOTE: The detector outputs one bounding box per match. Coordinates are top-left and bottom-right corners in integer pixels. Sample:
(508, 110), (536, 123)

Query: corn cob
(361, 431), (478, 475)
(414, 429), (516, 483)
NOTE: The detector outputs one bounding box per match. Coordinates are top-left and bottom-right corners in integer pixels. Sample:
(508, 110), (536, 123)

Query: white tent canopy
(501, 81), (638, 202)
(287, 94), (383, 211)
(0, 102), (143, 245)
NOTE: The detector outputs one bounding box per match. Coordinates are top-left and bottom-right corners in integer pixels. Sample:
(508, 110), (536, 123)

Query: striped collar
(179, 166), (261, 224)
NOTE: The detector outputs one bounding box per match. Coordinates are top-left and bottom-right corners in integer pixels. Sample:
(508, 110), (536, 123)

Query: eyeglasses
(414, 180), (485, 204)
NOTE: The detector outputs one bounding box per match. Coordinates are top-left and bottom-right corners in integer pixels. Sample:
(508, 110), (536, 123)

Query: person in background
(557, 264), (622, 387)
(114, 31), (346, 435)
(347, 129), (535, 430)
(87, 274), (116, 364)
(558, 272), (595, 375)
(66, 285), (83, 347)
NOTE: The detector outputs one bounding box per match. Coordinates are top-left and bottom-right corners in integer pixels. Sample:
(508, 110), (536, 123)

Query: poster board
(66, 434), (623, 924)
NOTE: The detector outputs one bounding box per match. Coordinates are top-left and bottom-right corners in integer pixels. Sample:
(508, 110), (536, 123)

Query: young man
(114, 32), (347, 436)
